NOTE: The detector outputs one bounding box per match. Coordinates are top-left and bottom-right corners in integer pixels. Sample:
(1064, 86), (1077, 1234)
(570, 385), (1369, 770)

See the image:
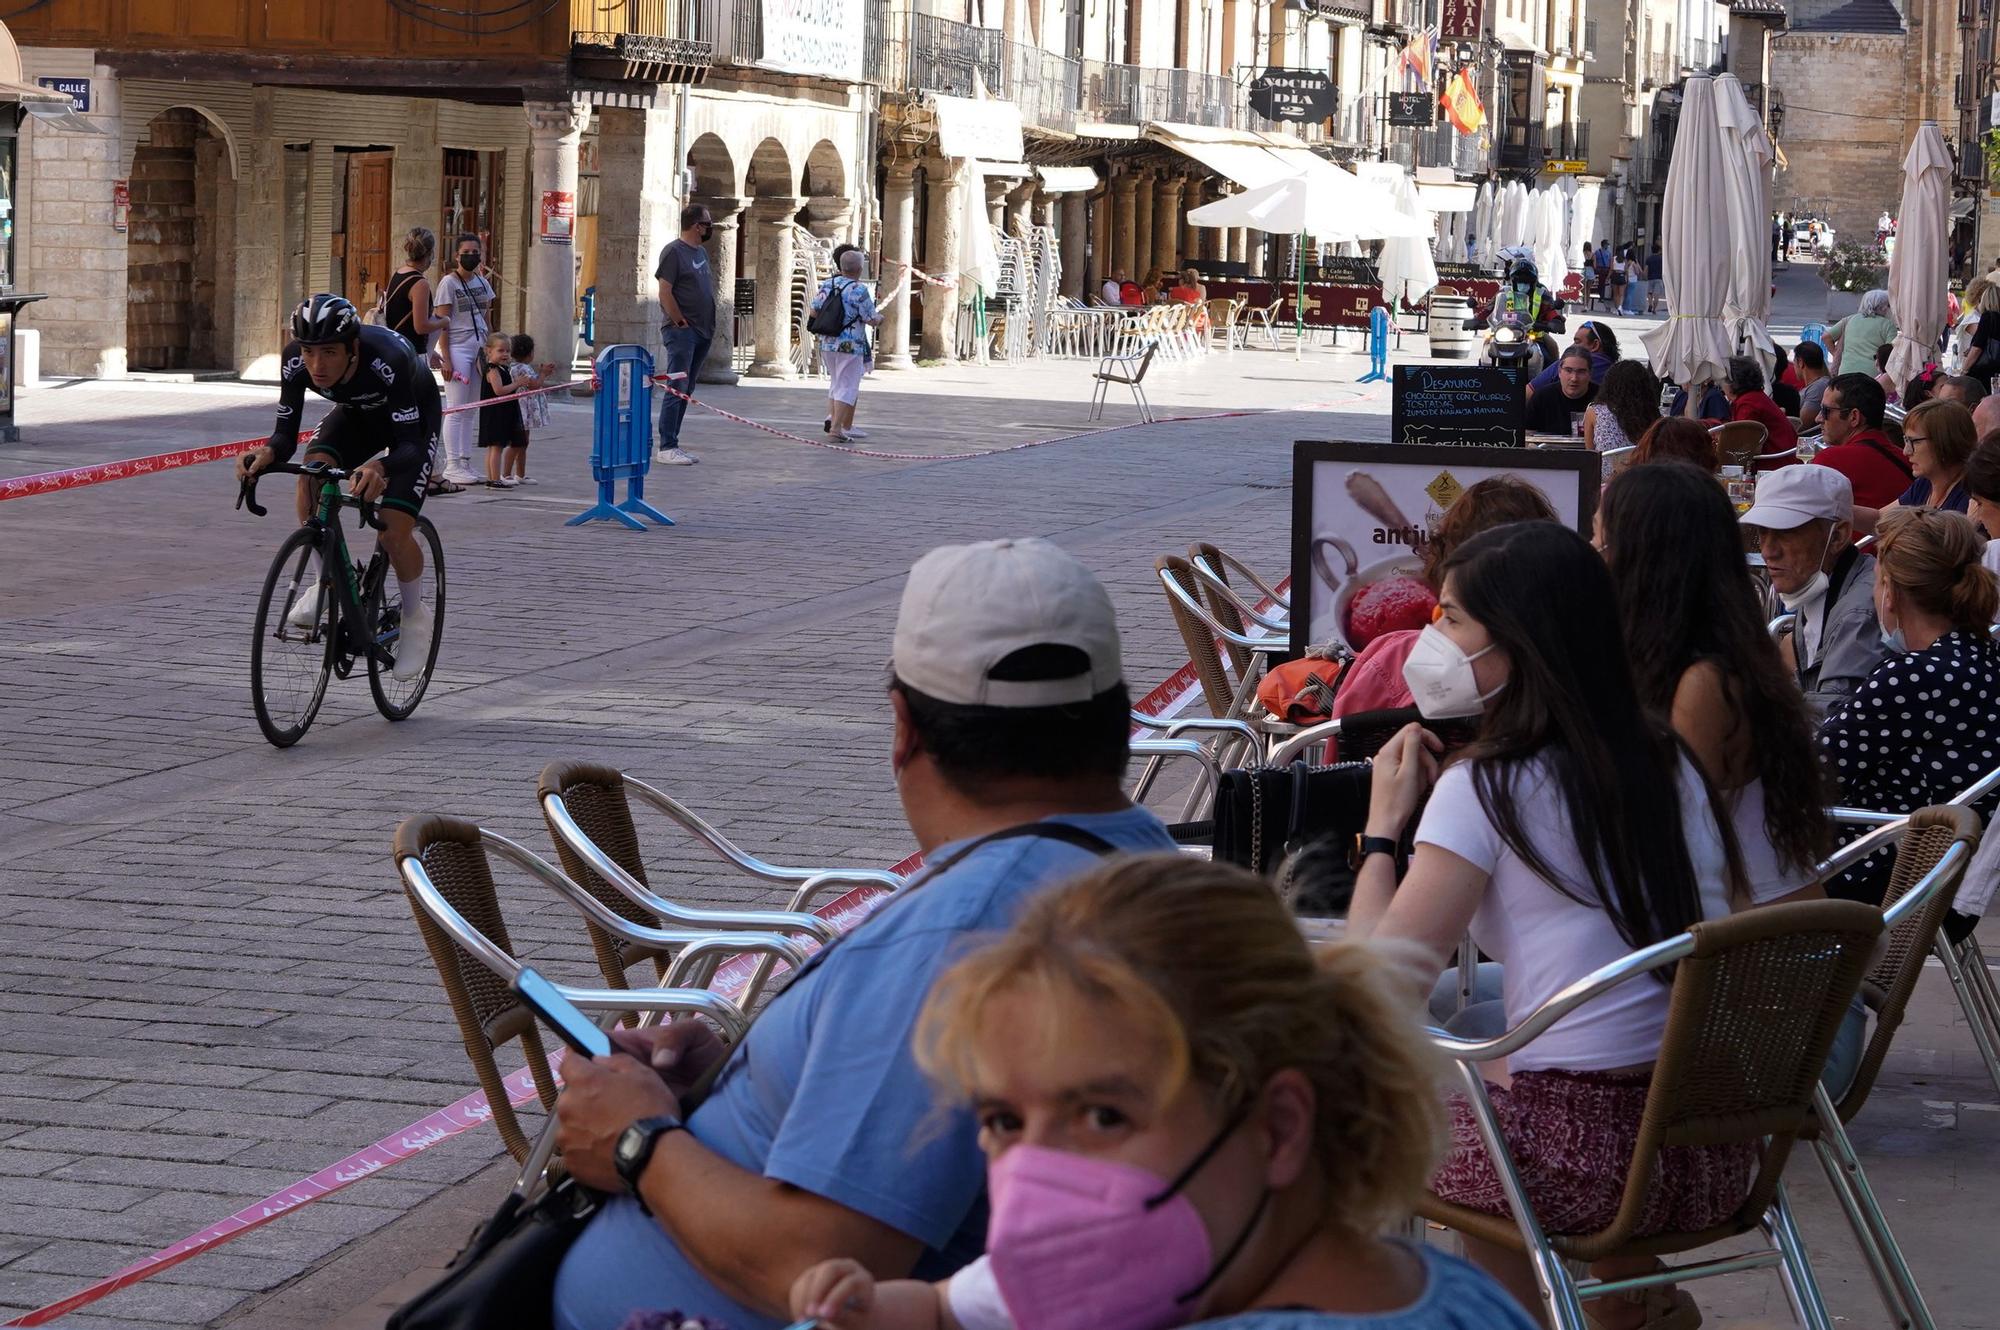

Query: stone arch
(801, 139), (844, 200)
(746, 137), (793, 198)
(127, 108), (236, 370)
(687, 132), (738, 199)
(121, 102), (239, 180)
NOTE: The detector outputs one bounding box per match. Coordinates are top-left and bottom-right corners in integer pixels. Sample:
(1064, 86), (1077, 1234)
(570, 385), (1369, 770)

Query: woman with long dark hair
(1598, 462), (1831, 901)
(1350, 521), (1749, 1330)
(1581, 359), (1661, 464)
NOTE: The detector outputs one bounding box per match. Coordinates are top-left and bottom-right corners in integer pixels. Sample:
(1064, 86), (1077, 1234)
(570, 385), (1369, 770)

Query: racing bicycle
(237, 461), (446, 748)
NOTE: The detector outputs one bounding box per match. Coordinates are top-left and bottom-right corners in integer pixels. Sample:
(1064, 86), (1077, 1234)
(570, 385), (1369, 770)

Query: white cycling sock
(399, 576), (425, 614)
(301, 552), (321, 589)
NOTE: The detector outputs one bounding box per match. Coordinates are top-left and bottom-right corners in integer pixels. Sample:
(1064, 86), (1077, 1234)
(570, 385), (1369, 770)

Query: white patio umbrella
(1715, 74), (1774, 371)
(1533, 186), (1570, 294)
(1641, 76), (1734, 388)
(1355, 163), (1438, 308)
(1471, 180), (1496, 268)
(1886, 122), (1952, 391)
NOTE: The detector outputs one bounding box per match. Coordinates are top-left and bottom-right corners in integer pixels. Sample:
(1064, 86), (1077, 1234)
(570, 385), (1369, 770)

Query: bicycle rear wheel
(367, 516), (446, 720)
(251, 526), (337, 748)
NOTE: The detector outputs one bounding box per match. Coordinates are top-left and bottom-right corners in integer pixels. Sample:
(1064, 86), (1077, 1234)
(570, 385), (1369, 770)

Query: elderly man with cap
(1743, 466), (1889, 717)
(549, 538), (1176, 1330)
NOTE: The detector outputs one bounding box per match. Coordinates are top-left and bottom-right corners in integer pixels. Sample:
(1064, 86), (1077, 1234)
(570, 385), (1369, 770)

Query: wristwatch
(1359, 835), (1400, 864)
(613, 1114), (683, 1206)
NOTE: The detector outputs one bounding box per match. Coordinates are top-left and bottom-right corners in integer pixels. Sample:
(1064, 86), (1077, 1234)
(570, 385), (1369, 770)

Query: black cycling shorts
(302, 404), (440, 516)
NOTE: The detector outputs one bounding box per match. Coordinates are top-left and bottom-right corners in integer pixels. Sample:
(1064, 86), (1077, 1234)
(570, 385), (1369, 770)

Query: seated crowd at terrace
(477, 423), (2000, 1330)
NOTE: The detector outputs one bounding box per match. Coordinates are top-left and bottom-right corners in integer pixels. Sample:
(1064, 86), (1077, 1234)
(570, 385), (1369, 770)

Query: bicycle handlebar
(236, 459), (385, 530)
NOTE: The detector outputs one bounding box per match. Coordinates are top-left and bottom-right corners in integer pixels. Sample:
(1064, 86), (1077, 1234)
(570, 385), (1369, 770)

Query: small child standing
(505, 333), (557, 485)
(477, 331), (524, 489)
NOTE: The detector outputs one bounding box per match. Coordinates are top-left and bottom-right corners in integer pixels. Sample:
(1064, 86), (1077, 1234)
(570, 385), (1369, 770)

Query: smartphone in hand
(511, 967), (613, 1059)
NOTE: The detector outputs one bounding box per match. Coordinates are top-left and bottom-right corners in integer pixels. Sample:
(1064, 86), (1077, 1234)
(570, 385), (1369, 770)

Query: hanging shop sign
(1385, 92), (1435, 127)
(1249, 69), (1336, 123)
(1440, 0), (1484, 39)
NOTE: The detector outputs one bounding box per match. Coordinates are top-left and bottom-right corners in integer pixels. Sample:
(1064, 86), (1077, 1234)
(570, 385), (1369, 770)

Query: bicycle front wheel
(251, 526), (337, 748)
(367, 516), (446, 721)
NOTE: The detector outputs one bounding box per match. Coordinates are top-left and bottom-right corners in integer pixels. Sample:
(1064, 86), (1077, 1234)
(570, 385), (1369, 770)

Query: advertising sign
(1391, 364), (1525, 447)
(1439, 0), (1485, 39)
(1289, 441), (1599, 655)
(1248, 69), (1336, 123)
(539, 189), (575, 245)
(112, 180), (129, 233)
(1385, 92), (1435, 127)
(758, 0), (864, 81)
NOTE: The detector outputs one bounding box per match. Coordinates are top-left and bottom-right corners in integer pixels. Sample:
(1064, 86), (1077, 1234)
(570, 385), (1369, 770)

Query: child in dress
(505, 333), (557, 485)
(477, 331), (523, 489)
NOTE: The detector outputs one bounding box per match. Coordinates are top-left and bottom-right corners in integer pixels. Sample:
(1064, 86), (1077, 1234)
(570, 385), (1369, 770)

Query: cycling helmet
(292, 293), (360, 347)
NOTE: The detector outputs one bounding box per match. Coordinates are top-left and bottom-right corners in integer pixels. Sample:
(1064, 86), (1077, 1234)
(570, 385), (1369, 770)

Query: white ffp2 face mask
(1401, 623), (1502, 719)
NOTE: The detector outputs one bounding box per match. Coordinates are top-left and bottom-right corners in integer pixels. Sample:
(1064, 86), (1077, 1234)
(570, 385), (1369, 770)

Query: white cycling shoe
(285, 584), (326, 634)
(394, 600), (435, 681)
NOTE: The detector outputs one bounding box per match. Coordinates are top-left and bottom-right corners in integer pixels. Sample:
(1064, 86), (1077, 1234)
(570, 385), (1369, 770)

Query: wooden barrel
(1428, 295), (1473, 359)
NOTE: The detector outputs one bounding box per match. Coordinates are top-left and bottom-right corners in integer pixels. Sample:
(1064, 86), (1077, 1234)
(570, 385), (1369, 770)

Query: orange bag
(1256, 655), (1347, 725)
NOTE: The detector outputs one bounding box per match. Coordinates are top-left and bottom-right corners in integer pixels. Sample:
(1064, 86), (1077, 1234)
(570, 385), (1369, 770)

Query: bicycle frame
(240, 461), (394, 669)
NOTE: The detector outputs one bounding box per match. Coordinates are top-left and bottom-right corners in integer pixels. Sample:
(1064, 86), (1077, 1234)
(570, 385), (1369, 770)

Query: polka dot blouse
(1820, 627), (2000, 899)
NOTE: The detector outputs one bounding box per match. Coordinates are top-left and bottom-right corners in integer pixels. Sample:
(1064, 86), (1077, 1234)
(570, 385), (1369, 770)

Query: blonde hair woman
(787, 856), (1539, 1330)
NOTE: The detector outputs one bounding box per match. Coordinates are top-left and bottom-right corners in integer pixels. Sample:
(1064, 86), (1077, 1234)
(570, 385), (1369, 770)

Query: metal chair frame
(1424, 899), (1889, 1330)
(1090, 340), (1159, 422)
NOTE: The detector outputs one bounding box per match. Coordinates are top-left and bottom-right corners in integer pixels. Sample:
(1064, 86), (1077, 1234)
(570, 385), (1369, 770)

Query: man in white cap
(549, 538), (1176, 1330)
(1742, 465), (1889, 716)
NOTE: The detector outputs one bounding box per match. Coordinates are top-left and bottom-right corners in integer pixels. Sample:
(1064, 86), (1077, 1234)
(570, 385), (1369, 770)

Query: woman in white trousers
(432, 232), (497, 484)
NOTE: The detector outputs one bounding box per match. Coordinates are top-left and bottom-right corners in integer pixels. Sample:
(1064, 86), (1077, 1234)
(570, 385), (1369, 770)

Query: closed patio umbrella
(1471, 180), (1496, 268)
(1533, 186), (1569, 295)
(1715, 74), (1774, 372)
(1641, 76), (1734, 389)
(1886, 122), (1952, 392)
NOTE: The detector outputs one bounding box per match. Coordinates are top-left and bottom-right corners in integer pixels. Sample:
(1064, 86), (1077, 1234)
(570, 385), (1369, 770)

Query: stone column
(1110, 174), (1138, 281)
(747, 195), (801, 378)
(1136, 177), (1159, 278)
(921, 157), (966, 361)
(525, 100), (586, 386)
(230, 87), (283, 379)
(804, 196), (855, 244)
(1182, 179), (1206, 264)
(1033, 191), (1056, 230)
(393, 101), (441, 256)
(985, 177), (1009, 231)
(697, 194), (747, 384)
(1060, 192), (1087, 297)
(593, 105), (679, 351)
(878, 156), (918, 369)
(1153, 173), (1184, 276)
(1005, 180), (1036, 235)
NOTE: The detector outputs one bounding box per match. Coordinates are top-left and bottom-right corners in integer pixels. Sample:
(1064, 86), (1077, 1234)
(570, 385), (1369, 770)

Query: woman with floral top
(812, 246), (885, 444)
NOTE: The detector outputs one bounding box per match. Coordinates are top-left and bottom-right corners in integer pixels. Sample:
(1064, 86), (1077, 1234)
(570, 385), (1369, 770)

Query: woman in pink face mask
(787, 856), (1542, 1330)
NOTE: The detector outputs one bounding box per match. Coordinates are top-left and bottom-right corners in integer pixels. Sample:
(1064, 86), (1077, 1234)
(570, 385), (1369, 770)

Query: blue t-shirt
(1527, 349), (1612, 394)
(551, 807), (1178, 1330)
(1898, 476), (1970, 513)
(1193, 1244), (1540, 1330)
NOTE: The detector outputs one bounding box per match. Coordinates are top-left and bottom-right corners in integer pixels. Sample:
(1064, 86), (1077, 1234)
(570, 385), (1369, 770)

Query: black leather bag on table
(386, 1167), (598, 1330)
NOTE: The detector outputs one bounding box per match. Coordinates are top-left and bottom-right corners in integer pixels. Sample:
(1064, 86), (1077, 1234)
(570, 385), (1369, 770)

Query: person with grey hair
(1720, 353), (1798, 457)
(1936, 374), (1988, 409)
(1826, 288), (1899, 378)
(810, 247), (886, 444)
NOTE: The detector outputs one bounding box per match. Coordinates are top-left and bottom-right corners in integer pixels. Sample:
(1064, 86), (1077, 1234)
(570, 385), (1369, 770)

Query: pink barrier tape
(0, 378), (579, 504)
(0, 563), (1287, 1327)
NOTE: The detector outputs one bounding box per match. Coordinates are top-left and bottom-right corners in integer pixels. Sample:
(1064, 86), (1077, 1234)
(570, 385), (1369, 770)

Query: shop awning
(0, 80), (102, 133)
(972, 160), (1033, 179)
(933, 95), (1025, 163)
(1145, 122), (1296, 191)
(1036, 165), (1099, 192)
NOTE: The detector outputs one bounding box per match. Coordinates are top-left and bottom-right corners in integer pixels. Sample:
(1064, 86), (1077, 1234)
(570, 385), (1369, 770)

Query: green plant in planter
(1822, 240), (1888, 294)
(1983, 129), (2000, 184)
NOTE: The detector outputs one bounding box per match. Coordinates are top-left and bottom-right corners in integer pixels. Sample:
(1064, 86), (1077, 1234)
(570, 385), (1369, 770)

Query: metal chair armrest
(1146, 715), (1263, 748)
(1156, 566), (1294, 653)
(622, 775), (906, 891)
(784, 870), (904, 913)
(1947, 761), (2000, 809)
(1128, 738), (1219, 805)
(540, 793), (840, 943)
(1812, 816), (1910, 879)
(1429, 931), (1694, 1062)
(1191, 548), (1291, 610)
(1185, 558), (1291, 632)
(1265, 718), (1344, 766)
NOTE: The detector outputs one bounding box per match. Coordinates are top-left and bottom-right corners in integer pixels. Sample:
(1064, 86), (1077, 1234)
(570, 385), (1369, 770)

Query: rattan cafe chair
(1709, 420), (1769, 470)
(1420, 898), (1886, 1330)
(394, 814), (751, 1162)
(537, 762), (846, 1004)
(1798, 805), (1979, 1330)
(1187, 542), (1290, 682)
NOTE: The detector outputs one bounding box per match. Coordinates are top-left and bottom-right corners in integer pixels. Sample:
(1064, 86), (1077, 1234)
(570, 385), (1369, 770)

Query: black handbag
(386, 1165), (600, 1330)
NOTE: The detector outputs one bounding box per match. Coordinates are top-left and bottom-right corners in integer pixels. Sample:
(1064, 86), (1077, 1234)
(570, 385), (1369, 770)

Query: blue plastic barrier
(1799, 322), (1826, 350)
(1358, 306), (1391, 383)
(567, 345), (674, 531)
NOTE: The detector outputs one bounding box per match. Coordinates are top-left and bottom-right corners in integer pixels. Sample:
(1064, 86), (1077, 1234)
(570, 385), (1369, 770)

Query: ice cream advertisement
(1289, 442), (1600, 657)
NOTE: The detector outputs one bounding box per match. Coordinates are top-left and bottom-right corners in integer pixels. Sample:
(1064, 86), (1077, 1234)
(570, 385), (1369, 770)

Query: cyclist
(235, 294), (442, 680)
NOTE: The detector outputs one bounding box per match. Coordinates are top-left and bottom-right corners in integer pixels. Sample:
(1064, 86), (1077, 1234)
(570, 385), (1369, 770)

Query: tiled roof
(1786, 0), (1906, 32)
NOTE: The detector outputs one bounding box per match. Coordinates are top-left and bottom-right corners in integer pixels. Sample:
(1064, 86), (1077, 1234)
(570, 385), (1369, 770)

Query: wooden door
(343, 151), (394, 309)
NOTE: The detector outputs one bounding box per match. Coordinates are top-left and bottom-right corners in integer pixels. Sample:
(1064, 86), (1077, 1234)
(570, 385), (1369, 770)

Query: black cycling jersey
(269, 324), (439, 464)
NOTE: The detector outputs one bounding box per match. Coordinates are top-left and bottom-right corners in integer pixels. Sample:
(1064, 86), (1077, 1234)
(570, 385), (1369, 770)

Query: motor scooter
(1464, 308), (1562, 378)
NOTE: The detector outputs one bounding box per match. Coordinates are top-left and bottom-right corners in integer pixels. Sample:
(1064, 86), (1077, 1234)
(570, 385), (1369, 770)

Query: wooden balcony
(571, 0), (713, 84)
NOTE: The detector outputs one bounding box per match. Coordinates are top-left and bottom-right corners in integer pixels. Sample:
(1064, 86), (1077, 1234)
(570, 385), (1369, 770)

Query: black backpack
(807, 279), (851, 337)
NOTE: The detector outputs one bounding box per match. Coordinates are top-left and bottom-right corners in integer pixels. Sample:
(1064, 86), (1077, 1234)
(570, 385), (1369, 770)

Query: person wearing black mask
(653, 204), (717, 465)
(431, 232), (496, 486)
(1522, 345), (1598, 436)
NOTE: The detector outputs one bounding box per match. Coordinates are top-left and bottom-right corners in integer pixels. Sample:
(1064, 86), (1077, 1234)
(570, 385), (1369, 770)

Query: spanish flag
(1443, 67), (1485, 135)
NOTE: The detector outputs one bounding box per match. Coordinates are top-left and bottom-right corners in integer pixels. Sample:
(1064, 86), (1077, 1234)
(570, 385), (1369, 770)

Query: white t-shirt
(1415, 752), (1745, 1073)
(434, 270), (494, 348)
(1983, 538), (2000, 580)
(945, 1255), (1010, 1330)
(1101, 280), (1121, 304)
(1724, 778), (1815, 905)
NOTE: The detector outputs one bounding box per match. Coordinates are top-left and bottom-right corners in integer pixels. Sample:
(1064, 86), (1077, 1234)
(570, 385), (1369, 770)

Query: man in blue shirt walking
(549, 538), (1177, 1330)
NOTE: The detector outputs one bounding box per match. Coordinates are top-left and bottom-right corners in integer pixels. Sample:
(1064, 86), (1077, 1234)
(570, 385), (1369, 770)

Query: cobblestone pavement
(0, 324), (1994, 1328)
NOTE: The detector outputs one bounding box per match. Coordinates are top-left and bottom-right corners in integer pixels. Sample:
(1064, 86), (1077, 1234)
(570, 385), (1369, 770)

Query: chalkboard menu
(1390, 364), (1525, 447)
